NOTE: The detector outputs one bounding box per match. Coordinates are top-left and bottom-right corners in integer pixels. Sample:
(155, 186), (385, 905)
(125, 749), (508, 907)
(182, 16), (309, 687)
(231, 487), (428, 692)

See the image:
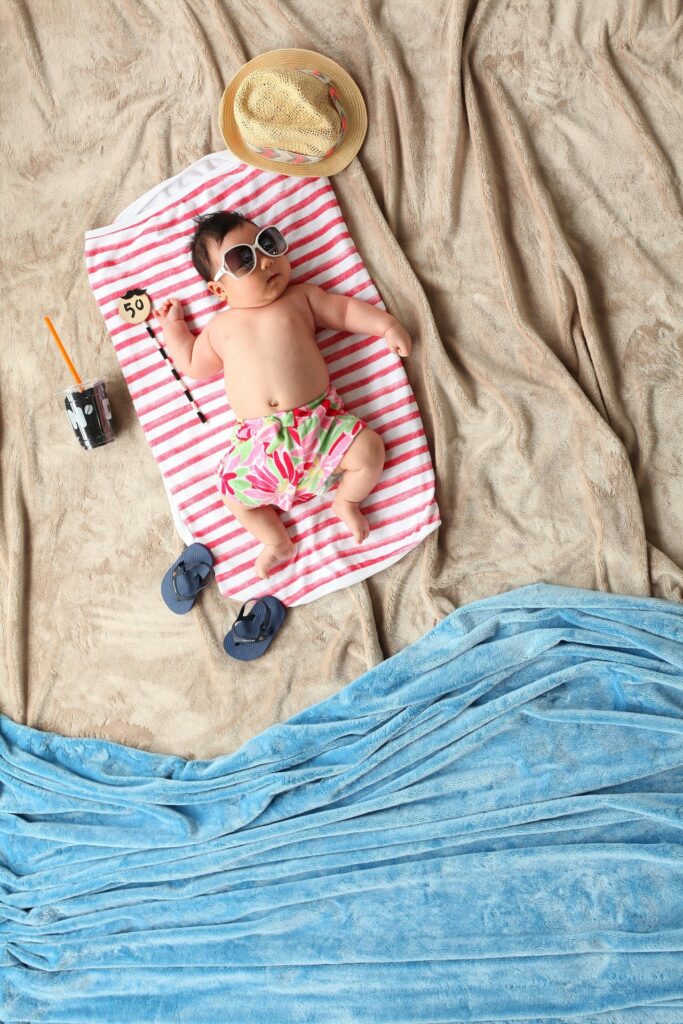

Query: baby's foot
(254, 538), (296, 580)
(332, 497), (370, 544)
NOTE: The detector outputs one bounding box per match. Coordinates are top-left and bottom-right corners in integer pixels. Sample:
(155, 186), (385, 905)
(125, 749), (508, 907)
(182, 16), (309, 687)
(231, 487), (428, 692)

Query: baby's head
(190, 210), (291, 309)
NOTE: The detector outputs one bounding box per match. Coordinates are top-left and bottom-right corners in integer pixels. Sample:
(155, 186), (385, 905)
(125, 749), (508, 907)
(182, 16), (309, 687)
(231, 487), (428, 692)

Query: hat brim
(219, 49), (368, 178)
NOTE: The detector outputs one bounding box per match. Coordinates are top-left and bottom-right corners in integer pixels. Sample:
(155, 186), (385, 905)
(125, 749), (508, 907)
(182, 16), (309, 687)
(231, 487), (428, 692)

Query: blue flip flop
(161, 543), (214, 615)
(223, 596), (287, 660)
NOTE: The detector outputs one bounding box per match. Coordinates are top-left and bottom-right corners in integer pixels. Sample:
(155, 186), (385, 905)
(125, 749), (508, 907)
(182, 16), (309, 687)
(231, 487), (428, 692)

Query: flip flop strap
(233, 600), (273, 643)
(172, 560), (213, 598)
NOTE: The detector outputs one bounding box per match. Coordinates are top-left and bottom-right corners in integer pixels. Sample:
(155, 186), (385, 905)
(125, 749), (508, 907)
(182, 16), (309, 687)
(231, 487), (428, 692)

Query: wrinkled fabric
(2, 1), (682, 758)
(2, 583), (683, 1022)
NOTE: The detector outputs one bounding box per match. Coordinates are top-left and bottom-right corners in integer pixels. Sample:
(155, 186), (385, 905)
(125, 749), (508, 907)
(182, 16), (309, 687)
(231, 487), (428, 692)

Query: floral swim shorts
(216, 385), (367, 512)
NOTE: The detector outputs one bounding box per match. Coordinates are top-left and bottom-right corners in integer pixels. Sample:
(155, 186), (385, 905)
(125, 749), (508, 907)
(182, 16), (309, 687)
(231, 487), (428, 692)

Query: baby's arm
(156, 298), (224, 379)
(302, 284), (412, 357)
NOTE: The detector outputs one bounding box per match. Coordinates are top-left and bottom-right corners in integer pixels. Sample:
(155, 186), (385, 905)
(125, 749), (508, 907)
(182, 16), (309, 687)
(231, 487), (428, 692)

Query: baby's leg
(221, 494), (295, 579)
(332, 428), (385, 543)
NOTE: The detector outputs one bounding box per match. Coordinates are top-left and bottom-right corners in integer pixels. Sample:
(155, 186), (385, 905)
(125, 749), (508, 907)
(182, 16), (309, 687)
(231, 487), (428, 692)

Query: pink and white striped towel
(84, 151), (440, 607)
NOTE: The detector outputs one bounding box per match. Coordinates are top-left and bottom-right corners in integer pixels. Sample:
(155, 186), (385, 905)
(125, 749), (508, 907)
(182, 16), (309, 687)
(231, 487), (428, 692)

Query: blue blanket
(2, 584), (683, 1022)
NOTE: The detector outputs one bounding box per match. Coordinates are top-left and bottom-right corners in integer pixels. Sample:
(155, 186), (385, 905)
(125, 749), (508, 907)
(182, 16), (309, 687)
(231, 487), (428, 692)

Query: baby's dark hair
(190, 210), (257, 282)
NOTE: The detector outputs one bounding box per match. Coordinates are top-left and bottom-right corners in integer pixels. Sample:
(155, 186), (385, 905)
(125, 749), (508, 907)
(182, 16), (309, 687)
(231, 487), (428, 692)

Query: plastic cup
(59, 378), (115, 450)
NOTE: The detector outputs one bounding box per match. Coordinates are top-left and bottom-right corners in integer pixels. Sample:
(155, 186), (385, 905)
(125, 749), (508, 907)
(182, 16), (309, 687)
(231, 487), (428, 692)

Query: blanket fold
(2, 583), (682, 1022)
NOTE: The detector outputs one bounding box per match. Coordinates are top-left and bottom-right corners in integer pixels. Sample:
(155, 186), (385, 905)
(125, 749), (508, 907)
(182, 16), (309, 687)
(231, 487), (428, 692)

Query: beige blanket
(2, 0), (681, 759)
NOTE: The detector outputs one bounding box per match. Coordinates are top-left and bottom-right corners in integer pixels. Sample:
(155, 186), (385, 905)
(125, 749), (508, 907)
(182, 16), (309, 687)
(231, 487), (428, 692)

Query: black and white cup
(59, 379), (115, 450)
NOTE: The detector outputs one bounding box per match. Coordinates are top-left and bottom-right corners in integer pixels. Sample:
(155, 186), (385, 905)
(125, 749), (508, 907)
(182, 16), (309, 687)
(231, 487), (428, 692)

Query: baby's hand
(156, 298), (185, 327)
(384, 322), (412, 358)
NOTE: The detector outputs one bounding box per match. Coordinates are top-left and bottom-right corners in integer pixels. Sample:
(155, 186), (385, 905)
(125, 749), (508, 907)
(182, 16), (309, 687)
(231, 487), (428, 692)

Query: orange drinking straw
(43, 316), (83, 386)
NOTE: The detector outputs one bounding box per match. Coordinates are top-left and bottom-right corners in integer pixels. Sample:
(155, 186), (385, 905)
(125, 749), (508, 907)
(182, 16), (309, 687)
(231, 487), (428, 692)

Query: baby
(157, 211), (412, 580)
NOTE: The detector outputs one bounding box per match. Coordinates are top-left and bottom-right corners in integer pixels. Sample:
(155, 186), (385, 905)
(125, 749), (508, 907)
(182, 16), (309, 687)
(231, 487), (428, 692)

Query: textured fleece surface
(1, 2), (682, 757)
(2, 584), (683, 1022)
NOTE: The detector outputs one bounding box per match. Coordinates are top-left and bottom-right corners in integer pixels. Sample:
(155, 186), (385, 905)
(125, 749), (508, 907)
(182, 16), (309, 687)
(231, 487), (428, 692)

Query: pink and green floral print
(216, 386), (366, 512)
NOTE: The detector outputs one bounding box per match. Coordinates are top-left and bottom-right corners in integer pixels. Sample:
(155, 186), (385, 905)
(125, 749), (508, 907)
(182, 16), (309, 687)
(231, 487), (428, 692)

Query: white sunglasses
(213, 226), (289, 282)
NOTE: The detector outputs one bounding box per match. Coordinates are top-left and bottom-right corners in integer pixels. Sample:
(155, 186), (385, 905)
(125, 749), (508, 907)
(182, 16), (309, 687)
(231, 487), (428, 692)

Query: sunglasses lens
(225, 245), (256, 278)
(257, 227), (287, 256)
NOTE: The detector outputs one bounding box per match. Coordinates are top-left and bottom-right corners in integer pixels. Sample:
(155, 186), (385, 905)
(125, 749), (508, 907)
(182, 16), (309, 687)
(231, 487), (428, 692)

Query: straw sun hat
(219, 49), (367, 177)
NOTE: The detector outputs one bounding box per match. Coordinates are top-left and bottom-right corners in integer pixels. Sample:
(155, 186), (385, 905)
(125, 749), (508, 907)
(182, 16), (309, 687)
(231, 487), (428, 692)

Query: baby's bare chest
(217, 301), (315, 364)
